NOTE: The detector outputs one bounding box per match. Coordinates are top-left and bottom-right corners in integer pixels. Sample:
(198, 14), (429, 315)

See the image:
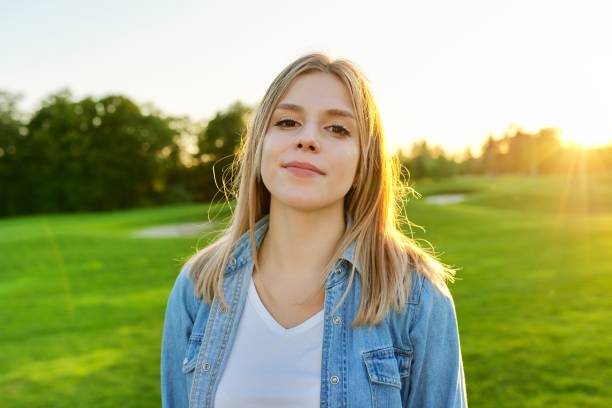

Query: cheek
(340, 145), (360, 180)
(260, 133), (283, 179)
(261, 131), (283, 158)
(327, 145), (359, 188)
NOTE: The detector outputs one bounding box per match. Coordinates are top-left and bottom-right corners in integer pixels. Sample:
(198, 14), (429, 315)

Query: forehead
(275, 72), (355, 118)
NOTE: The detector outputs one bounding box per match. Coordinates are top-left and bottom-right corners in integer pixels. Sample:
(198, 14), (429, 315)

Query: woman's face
(261, 71), (360, 212)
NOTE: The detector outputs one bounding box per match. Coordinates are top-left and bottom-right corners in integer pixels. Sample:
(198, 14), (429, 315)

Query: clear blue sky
(2, 0), (611, 154)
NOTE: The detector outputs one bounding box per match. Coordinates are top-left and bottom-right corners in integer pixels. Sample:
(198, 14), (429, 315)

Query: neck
(257, 200), (346, 284)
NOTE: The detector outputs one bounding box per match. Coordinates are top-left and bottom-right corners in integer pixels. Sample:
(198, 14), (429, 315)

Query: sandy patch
(424, 193), (467, 205)
(132, 221), (218, 237)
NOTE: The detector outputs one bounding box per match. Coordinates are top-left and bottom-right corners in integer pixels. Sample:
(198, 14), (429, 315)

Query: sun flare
(559, 127), (611, 149)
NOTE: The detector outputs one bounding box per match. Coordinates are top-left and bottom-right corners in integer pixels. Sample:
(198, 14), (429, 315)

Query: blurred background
(1, 0), (611, 406)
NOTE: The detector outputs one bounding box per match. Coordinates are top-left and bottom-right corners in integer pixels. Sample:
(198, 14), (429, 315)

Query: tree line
(399, 125), (611, 181)
(0, 89), (609, 217)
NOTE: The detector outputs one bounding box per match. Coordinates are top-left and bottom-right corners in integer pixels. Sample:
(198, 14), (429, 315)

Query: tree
(0, 91), (27, 215)
(534, 127), (562, 173)
(397, 140), (458, 180)
(4, 89), (181, 215)
(479, 132), (501, 175)
(192, 101), (252, 201)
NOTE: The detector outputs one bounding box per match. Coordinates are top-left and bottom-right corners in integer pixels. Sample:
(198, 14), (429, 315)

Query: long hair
(185, 52), (456, 327)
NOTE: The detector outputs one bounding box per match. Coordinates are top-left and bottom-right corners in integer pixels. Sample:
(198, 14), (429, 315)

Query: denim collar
(228, 212), (359, 276)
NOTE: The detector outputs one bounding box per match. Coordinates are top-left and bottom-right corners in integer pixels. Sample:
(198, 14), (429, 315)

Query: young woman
(161, 53), (467, 407)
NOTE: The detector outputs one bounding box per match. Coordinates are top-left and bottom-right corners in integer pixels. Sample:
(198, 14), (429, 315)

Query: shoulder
(409, 266), (454, 303)
(408, 269), (458, 325)
(166, 261), (201, 319)
(175, 261), (195, 290)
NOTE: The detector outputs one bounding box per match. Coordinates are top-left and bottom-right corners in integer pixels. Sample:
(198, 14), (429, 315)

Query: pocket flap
(182, 333), (203, 374)
(362, 346), (412, 388)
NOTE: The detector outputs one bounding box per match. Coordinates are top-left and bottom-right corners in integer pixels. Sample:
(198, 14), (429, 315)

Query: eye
(275, 119), (299, 128)
(329, 124), (351, 136)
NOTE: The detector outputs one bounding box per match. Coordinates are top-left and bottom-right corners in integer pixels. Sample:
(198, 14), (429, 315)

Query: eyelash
(274, 119), (351, 136)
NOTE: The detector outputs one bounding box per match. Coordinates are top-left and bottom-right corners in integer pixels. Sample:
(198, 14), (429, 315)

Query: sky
(2, 0), (611, 155)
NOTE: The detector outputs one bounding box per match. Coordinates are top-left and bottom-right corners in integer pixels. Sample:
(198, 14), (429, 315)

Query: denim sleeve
(161, 262), (198, 408)
(406, 275), (468, 407)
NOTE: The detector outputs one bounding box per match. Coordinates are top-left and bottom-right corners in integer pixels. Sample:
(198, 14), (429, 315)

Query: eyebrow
(275, 103), (356, 120)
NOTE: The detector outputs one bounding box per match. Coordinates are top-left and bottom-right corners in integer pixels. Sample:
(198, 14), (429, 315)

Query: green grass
(1, 174), (611, 407)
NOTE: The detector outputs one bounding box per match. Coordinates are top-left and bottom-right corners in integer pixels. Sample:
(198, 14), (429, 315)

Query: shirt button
(330, 375), (340, 384)
(229, 257), (237, 266)
(183, 357), (188, 364)
(334, 267), (342, 274)
(203, 362), (210, 371)
(332, 315), (342, 325)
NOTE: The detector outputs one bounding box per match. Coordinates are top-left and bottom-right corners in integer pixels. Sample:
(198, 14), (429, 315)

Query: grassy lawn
(1, 174), (611, 407)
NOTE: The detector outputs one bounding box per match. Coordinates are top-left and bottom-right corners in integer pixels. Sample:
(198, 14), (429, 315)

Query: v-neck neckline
(248, 273), (324, 336)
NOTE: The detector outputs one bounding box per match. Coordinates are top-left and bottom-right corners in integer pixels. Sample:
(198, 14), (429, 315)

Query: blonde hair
(186, 52), (456, 327)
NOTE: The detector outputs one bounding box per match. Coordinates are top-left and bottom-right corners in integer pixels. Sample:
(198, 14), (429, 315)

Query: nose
(295, 123), (320, 152)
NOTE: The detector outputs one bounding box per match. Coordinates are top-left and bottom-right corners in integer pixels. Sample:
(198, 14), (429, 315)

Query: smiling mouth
(281, 161), (325, 175)
(283, 166), (323, 176)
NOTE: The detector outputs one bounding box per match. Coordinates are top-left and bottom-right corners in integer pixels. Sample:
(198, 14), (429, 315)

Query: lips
(281, 161), (325, 175)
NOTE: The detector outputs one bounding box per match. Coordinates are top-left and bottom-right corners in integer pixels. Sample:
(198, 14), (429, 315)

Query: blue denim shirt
(161, 214), (468, 407)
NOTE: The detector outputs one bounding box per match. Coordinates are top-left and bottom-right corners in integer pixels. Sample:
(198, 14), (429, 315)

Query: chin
(279, 196), (325, 210)
(275, 190), (347, 212)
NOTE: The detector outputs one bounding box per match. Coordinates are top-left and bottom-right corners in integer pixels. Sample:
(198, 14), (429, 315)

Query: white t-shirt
(214, 272), (325, 407)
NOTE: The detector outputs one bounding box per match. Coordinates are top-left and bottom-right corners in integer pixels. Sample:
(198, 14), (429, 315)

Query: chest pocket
(182, 333), (203, 374)
(362, 346), (412, 407)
